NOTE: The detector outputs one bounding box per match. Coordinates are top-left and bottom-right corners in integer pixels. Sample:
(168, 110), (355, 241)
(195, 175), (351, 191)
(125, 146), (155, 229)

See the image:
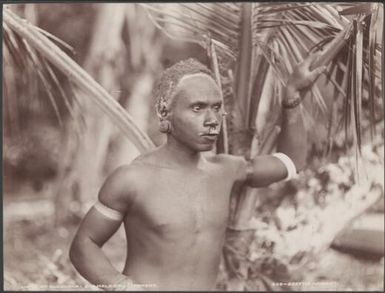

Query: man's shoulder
(97, 163), (141, 211)
(101, 164), (139, 194)
(103, 149), (161, 189)
(205, 154), (248, 182)
(206, 153), (247, 171)
(130, 147), (165, 169)
(207, 153), (246, 163)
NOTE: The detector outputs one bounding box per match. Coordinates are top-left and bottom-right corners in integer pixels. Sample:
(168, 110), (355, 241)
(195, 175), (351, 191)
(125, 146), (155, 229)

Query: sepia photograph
(3, 2), (384, 291)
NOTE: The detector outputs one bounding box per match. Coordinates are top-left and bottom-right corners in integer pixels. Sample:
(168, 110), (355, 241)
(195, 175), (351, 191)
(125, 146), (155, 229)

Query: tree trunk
(53, 3), (163, 222)
(109, 73), (154, 169)
(52, 4), (131, 222)
(223, 65), (277, 291)
(106, 5), (163, 170)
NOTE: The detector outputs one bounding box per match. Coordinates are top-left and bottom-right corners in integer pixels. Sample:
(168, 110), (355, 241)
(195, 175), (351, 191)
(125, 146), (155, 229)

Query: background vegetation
(3, 3), (384, 291)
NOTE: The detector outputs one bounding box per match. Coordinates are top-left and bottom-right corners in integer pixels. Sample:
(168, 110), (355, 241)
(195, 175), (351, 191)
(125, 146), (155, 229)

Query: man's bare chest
(130, 167), (233, 239)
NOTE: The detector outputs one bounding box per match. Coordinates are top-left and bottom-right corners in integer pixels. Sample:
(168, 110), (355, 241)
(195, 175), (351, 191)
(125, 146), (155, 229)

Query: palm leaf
(3, 7), (154, 153)
(145, 2), (381, 146)
(4, 13), (76, 130)
(367, 5), (381, 140)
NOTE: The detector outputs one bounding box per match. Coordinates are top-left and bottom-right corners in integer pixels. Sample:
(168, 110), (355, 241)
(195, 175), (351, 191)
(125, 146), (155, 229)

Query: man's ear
(158, 108), (172, 133)
(156, 96), (169, 119)
(160, 108), (169, 119)
(157, 103), (172, 133)
(159, 119), (171, 133)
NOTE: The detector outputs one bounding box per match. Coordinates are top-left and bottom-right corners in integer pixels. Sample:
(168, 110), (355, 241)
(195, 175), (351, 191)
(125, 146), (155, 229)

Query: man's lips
(200, 130), (220, 141)
(200, 130), (220, 136)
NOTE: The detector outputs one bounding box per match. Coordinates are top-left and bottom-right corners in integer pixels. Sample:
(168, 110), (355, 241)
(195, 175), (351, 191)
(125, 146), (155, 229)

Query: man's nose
(203, 110), (219, 127)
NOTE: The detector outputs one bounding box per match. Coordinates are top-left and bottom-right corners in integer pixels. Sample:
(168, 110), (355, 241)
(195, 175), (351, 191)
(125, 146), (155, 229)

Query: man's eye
(192, 105), (201, 112)
(213, 105), (221, 112)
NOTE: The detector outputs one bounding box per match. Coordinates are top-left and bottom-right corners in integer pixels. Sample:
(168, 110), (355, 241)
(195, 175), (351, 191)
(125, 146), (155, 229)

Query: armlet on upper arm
(94, 200), (124, 221)
(272, 152), (297, 181)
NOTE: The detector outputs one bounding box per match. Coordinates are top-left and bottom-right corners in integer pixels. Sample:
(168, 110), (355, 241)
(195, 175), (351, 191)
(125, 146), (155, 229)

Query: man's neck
(162, 137), (203, 169)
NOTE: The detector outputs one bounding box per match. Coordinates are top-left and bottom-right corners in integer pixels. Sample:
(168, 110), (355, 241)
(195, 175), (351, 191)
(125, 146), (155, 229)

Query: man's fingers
(303, 51), (323, 67)
(309, 66), (327, 82)
(317, 65), (327, 75)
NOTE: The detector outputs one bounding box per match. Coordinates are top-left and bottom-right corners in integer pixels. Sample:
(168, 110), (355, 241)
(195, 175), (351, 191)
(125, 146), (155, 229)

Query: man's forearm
(69, 236), (134, 289)
(276, 86), (307, 171)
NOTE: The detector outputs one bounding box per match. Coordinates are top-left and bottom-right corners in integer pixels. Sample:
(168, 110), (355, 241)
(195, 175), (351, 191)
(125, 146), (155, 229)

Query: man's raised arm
(244, 52), (326, 188)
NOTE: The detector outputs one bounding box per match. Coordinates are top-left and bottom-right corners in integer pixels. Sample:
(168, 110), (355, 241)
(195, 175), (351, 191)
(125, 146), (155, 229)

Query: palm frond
(3, 7), (154, 152)
(3, 13), (74, 129)
(141, 3), (241, 59)
(367, 4), (381, 140)
(234, 3), (253, 128)
(141, 2), (383, 158)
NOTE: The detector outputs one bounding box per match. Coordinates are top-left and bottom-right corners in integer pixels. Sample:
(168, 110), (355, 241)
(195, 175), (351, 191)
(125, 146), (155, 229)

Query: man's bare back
(120, 150), (243, 290)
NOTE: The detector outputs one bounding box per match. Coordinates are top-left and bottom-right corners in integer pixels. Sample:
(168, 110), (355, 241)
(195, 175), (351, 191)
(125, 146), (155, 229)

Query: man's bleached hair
(153, 58), (214, 119)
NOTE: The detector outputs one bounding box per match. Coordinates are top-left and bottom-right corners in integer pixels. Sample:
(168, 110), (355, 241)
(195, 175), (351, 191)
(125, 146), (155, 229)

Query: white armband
(272, 152), (297, 181)
(94, 200), (124, 221)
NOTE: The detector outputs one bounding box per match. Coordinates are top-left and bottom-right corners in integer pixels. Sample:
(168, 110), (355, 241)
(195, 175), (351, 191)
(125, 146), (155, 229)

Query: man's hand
(286, 51), (327, 94)
(272, 51), (327, 174)
(107, 274), (158, 291)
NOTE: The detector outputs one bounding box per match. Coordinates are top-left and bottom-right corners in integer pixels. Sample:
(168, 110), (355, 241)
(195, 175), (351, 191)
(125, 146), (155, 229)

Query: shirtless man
(69, 56), (325, 290)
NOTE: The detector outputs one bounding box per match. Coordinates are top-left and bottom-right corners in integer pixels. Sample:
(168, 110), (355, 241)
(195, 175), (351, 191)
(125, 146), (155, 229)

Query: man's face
(168, 73), (223, 152)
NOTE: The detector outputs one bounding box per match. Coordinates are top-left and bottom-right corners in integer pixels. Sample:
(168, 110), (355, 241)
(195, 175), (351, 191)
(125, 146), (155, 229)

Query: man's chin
(196, 143), (215, 152)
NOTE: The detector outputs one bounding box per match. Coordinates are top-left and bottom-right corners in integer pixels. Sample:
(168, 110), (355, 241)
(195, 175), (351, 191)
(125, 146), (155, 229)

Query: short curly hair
(153, 58), (214, 119)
